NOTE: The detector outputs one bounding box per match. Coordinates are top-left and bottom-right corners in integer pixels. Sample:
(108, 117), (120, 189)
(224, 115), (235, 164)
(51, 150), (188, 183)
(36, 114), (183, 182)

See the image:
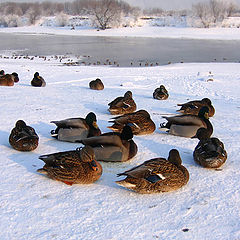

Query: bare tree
(27, 4), (41, 24)
(89, 0), (122, 30)
(192, 2), (212, 28)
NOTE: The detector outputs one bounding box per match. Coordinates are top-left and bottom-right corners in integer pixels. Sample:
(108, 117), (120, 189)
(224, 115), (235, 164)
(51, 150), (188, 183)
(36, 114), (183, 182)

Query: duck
(0, 70), (5, 76)
(159, 106), (213, 138)
(37, 146), (102, 185)
(51, 112), (101, 143)
(107, 110), (156, 135)
(89, 78), (104, 90)
(31, 72), (46, 87)
(193, 128), (227, 168)
(116, 149), (189, 193)
(177, 98), (215, 117)
(9, 120), (39, 151)
(108, 91), (137, 115)
(0, 72), (19, 86)
(79, 125), (138, 162)
(153, 85), (169, 100)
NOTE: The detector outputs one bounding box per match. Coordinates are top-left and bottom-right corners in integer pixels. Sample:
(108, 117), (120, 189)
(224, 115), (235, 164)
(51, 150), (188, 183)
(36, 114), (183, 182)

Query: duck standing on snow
(160, 106), (213, 138)
(193, 128), (227, 168)
(153, 85), (169, 100)
(37, 146), (102, 185)
(108, 109), (156, 135)
(0, 72), (19, 86)
(78, 125), (138, 162)
(116, 149), (189, 193)
(108, 91), (137, 115)
(89, 78), (104, 90)
(9, 120), (39, 151)
(177, 98), (215, 117)
(31, 72), (46, 87)
(51, 112), (101, 143)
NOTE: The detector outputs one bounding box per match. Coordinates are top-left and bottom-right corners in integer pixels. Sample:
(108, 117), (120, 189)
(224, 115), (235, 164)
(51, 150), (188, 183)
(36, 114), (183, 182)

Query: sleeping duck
(89, 78), (104, 90)
(0, 72), (19, 86)
(51, 112), (101, 143)
(37, 146), (102, 185)
(79, 125), (138, 162)
(9, 120), (39, 151)
(159, 106), (213, 138)
(153, 85), (169, 100)
(108, 91), (137, 115)
(108, 109), (156, 135)
(116, 149), (189, 193)
(31, 72), (46, 87)
(193, 128), (227, 168)
(177, 98), (215, 117)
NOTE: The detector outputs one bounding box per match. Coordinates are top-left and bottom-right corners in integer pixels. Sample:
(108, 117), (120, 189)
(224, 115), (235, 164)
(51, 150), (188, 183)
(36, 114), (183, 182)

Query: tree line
(0, 0), (239, 29)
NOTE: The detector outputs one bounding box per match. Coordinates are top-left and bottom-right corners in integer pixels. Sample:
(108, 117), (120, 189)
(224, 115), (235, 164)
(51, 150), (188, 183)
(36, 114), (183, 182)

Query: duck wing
(163, 115), (205, 126)
(51, 118), (86, 128)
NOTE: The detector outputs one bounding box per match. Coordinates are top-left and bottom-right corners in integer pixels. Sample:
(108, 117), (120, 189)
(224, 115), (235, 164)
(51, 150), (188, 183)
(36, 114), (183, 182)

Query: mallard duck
(79, 125), (138, 162)
(31, 72), (46, 87)
(116, 149), (189, 193)
(160, 106), (213, 138)
(108, 91), (137, 115)
(177, 98), (215, 117)
(193, 128), (227, 168)
(89, 78), (104, 90)
(153, 85), (169, 100)
(9, 120), (39, 151)
(0, 70), (4, 76)
(37, 146), (102, 185)
(108, 110), (156, 135)
(51, 112), (101, 143)
(0, 72), (19, 86)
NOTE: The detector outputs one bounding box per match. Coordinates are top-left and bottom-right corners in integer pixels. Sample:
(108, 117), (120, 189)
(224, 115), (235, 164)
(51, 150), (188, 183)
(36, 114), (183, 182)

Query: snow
(1, 55), (240, 239)
(0, 24), (240, 239)
(1, 24), (240, 40)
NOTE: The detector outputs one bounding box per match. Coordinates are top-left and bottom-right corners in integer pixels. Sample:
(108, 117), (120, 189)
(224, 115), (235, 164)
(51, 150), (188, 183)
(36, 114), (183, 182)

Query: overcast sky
(0, 0), (239, 10)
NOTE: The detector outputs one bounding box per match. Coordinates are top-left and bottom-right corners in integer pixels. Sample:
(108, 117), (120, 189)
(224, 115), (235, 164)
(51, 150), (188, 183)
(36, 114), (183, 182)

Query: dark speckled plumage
(108, 109), (156, 135)
(177, 98), (215, 117)
(108, 91), (137, 115)
(153, 85), (169, 100)
(116, 149), (189, 193)
(89, 78), (104, 90)
(9, 120), (39, 151)
(37, 146), (102, 185)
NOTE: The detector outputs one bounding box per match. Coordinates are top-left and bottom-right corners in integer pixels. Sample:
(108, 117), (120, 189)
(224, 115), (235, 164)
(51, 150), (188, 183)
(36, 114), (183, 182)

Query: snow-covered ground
(0, 54), (240, 239)
(1, 24), (240, 40)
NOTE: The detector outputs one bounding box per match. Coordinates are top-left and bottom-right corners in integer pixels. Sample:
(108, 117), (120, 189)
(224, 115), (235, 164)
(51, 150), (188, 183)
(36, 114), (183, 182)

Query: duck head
(198, 106), (209, 119)
(168, 149), (182, 166)
(120, 125), (133, 141)
(85, 112), (98, 129)
(201, 98), (212, 106)
(15, 120), (27, 129)
(124, 91), (132, 99)
(12, 72), (19, 82)
(196, 128), (210, 141)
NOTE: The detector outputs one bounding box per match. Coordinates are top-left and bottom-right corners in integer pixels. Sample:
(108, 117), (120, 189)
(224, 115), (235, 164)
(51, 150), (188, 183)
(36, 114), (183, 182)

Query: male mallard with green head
(160, 106), (213, 138)
(31, 72), (46, 87)
(51, 112), (101, 143)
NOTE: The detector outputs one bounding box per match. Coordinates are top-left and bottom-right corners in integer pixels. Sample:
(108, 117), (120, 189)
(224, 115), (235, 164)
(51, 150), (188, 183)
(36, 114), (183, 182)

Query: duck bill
(92, 121), (99, 129)
(90, 160), (98, 171)
(204, 112), (209, 119)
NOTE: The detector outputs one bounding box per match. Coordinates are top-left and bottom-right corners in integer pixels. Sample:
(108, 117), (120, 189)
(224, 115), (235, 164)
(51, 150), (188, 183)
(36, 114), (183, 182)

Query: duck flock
(2, 69), (227, 194)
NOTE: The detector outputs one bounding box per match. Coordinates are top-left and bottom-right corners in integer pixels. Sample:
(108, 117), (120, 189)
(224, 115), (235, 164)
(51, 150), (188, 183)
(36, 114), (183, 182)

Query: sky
(0, 0), (239, 10)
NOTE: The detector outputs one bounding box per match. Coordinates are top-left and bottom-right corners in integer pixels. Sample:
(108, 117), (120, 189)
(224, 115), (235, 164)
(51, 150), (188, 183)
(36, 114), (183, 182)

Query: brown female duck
(160, 106), (213, 138)
(108, 91), (137, 115)
(153, 85), (169, 100)
(177, 98), (215, 117)
(51, 112), (101, 143)
(37, 146), (102, 185)
(193, 128), (227, 168)
(9, 120), (39, 151)
(116, 149), (189, 193)
(89, 78), (104, 90)
(108, 109), (156, 135)
(0, 72), (19, 86)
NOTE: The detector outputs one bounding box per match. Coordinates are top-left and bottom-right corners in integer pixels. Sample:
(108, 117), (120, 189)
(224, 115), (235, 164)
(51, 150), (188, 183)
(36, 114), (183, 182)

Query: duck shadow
(84, 102), (108, 115)
(0, 129), (10, 148)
